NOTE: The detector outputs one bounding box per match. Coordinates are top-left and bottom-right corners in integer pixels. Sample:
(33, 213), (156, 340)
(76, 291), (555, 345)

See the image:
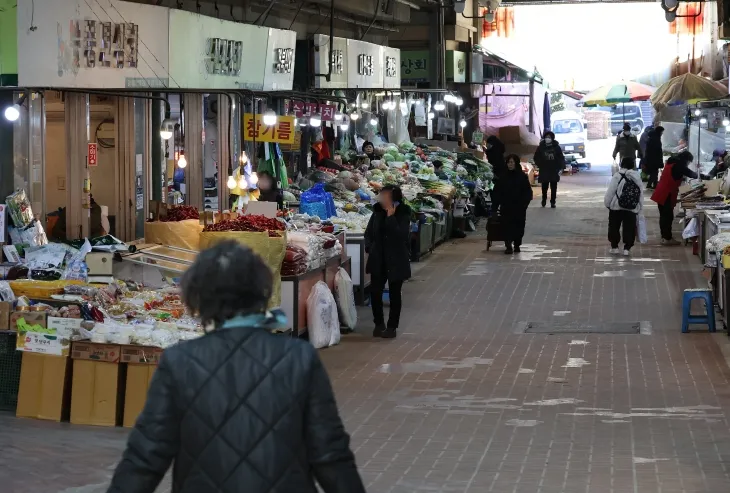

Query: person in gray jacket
(107, 241), (365, 493)
(604, 158), (644, 256)
(612, 123), (643, 165)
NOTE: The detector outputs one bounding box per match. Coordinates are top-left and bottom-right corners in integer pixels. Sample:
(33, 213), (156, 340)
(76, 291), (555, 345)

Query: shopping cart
(486, 214), (504, 251)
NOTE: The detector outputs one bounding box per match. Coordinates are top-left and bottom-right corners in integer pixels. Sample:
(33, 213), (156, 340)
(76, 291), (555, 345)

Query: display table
(345, 235), (370, 305)
(702, 211), (730, 264)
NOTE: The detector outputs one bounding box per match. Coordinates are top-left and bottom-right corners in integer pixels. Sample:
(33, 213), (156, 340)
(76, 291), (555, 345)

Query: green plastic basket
(0, 333), (22, 412)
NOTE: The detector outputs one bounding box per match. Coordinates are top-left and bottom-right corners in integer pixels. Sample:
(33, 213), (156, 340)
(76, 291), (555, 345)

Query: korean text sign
(243, 114), (295, 144)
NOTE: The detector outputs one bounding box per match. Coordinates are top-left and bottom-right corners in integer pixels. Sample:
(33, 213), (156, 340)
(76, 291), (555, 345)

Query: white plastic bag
(636, 214), (648, 244)
(334, 268), (358, 330)
(682, 217), (699, 240)
(306, 281), (338, 348)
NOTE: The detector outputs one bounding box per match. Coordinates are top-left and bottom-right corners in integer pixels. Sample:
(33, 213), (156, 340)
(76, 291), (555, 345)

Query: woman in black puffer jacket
(492, 154), (533, 254)
(485, 135), (506, 178)
(107, 241), (365, 493)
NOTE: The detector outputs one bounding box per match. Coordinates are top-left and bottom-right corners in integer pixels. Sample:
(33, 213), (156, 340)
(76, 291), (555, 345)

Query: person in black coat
(485, 135), (506, 178)
(364, 185), (411, 339)
(107, 241), (365, 493)
(492, 154), (533, 254)
(534, 131), (565, 208)
(643, 125), (664, 189)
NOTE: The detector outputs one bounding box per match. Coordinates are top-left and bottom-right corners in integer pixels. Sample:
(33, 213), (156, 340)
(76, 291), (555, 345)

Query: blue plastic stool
(681, 288), (716, 333)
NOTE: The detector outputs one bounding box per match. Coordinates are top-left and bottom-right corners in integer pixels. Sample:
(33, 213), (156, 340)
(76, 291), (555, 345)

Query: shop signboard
(168, 9), (269, 90)
(446, 50), (467, 83)
(289, 102), (337, 121)
(243, 114), (295, 145)
(401, 51), (429, 84)
(470, 52), (484, 83)
(313, 34), (348, 89)
(17, 0), (170, 88)
(346, 39), (383, 88)
(88, 143), (98, 167)
(263, 29), (296, 91)
(382, 47), (401, 89)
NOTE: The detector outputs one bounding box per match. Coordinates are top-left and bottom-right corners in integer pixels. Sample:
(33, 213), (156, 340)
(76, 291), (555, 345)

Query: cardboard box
(123, 364), (157, 427)
(70, 359), (124, 427)
(121, 345), (163, 365)
(71, 342), (121, 363)
(85, 252), (113, 276)
(16, 353), (71, 421)
(0, 301), (11, 331)
(9, 311), (47, 332)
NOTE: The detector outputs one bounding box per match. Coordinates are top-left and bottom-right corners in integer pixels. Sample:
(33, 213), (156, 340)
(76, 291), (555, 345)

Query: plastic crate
(0, 333), (22, 412)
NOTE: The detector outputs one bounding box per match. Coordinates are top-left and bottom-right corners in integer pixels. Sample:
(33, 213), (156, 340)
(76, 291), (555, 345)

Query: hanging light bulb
(434, 101), (445, 111)
(310, 113), (322, 126)
(382, 101), (390, 111)
(400, 101), (409, 115)
(694, 109), (702, 116)
(159, 118), (175, 140)
(3, 104), (20, 122)
(227, 176), (237, 189)
(248, 172), (259, 185)
(459, 119), (467, 128)
(334, 112), (344, 121)
(723, 118), (730, 127)
(177, 152), (187, 169)
(350, 111), (360, 121)
(700, 117), (708, 125)
(262, 109), (277, 126)
(444, 94), (455, 103)
(361, 102), (369, 109)
(340, 122), (349, 131)
(415, 99), (423, 105)
(240, 151), (248, 164)
(455, 97), (463, 106)
(350, 102), (358, 108)
(370, 117), (378, 126)
(238, 175), (248, 189)
(428, 111), (435, 119)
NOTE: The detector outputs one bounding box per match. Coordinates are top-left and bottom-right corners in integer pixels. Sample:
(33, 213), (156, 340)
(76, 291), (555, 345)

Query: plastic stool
(681, 288), (716, 333)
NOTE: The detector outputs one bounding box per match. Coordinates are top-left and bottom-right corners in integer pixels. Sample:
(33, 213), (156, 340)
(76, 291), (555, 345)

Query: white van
(551, 110), (588, 158)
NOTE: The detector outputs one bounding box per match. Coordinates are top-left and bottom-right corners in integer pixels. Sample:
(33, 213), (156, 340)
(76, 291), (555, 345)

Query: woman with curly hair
(108, 241), (365, 493)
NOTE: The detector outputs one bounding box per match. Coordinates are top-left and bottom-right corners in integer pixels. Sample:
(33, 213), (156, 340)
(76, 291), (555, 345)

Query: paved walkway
(2, 163), (730, 493)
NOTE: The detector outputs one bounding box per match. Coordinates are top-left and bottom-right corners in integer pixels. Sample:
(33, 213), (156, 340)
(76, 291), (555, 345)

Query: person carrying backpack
(604, 157), (644, 256)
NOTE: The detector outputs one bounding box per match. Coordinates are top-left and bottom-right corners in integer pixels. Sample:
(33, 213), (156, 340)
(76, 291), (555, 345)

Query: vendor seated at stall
(703, 149), (729, 179)
(362, 141), (376, 162)
(50, 195), (106, 240)
(432, 160), (448, 180)
(257, 170), (283, 209)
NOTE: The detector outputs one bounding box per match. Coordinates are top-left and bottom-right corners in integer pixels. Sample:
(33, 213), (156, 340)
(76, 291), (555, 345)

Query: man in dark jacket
(107, 241), (365, 493)
(365, 185), (411, 339)
(534, 131), (565, 208)
(643, 125), (664, 189)
(485, 135), (506, 178)
(613, 123), (643, 163)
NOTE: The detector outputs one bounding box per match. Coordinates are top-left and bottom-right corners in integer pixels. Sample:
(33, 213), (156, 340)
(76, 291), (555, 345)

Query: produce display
(160, 205), (200, 222)
(203, 215), (286, 232)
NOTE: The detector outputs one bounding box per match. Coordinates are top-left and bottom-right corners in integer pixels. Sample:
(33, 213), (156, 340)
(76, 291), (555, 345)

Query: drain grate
(516, 321), (648, 335)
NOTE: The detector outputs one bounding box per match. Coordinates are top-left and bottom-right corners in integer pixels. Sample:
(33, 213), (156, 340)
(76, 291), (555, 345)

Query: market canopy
(650, 73), (728, 108)
(578, 81), (655, 107)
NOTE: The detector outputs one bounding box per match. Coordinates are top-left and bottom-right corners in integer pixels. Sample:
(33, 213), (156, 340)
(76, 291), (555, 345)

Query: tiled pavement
(3, 163), (730, 492)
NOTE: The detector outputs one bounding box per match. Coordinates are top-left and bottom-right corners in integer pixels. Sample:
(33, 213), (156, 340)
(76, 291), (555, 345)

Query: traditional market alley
(3, 161), (730, 493)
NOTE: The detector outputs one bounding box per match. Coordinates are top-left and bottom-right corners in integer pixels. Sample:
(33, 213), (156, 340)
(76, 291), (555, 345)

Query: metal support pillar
(64, 92), (90, 240)
(217, 95), (232, 213)
(183, 93), (204, 210)
(0, 92), (14, 202)
(151, 95), (163, 202)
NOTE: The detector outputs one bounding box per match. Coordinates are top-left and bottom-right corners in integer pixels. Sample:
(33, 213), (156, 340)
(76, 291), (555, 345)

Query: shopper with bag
(492, 154), (533, 254)
(534, 131), (565, 208)
(651, 151), (698, 246)
(365, 185), (412, 339)
(643, 126), (665, 189)
(107, 241), (365, 493)
(604, 158), (644, 256)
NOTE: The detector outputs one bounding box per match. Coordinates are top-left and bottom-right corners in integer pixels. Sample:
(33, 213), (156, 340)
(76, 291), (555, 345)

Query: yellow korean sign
(243, 114), (295, 145)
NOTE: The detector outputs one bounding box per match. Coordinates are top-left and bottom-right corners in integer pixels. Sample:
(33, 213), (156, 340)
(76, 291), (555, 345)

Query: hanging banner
(168, 9), (269, 90)
(243, 114), (295, 144)
(446, 51), (467, 83)
(401, 51), (430, 84)
(263, 29), (296, 91)
(289, 102), (337, 120)
(383, 47), (401, 89)
(347, 39), (384, 88)
(313, 35), (348, 89)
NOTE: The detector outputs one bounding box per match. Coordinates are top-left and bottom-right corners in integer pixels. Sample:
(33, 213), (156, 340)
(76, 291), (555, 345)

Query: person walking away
(365, 185), (411, 339)
(534, 131), (565, 208)
(613, 123), (643, 165)
(492, 154), (533, 254)
(604, 158), (643, 256)
(107, 241), (365, 493)
(639, 123), (655, 157)
(651, 150), (698, 246)
(643, 125), (665, 189)
(485, 135), (506, 178)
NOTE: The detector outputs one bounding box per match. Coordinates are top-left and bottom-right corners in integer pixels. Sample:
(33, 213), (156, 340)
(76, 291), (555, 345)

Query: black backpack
(616, 174), (641, 210)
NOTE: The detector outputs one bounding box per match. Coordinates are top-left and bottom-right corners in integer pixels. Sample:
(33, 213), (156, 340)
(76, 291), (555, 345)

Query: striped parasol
(579, 81), (655, 107)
